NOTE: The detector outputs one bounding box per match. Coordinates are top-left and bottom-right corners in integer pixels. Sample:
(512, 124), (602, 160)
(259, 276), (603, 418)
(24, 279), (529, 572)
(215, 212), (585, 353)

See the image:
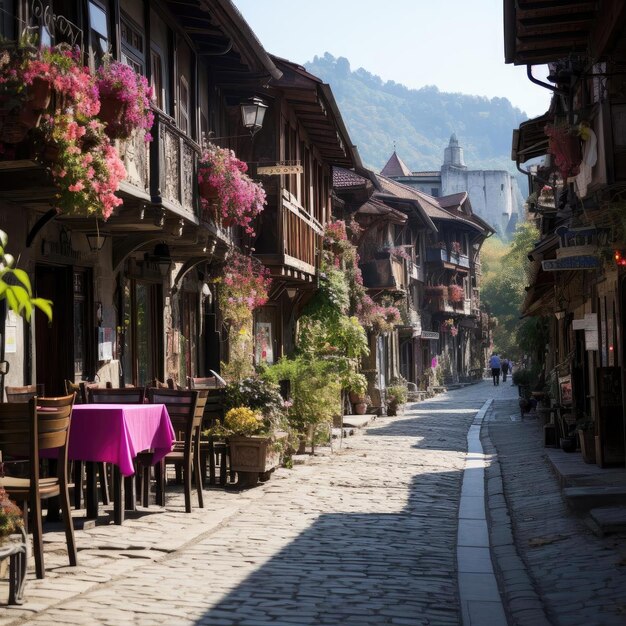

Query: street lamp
(240, 96), (268, 136)
(145, 242), (172, 277)
(85, 232), (108, 251)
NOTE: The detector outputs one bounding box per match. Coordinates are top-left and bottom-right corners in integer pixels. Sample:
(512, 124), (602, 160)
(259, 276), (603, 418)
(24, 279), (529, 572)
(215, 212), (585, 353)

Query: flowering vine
(198, 143), (266, 234)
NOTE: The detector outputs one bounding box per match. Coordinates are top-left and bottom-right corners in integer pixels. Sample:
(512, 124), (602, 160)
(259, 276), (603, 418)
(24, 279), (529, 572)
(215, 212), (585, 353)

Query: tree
(481, 222), (540, 360)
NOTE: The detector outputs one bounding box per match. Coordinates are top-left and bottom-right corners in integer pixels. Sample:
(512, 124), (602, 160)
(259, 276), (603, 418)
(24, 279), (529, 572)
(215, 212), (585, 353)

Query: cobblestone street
(2, 381), (626, 625)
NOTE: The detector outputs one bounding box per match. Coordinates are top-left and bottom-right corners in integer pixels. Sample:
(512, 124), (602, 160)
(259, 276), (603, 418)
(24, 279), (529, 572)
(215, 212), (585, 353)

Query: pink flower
(68, 182), (84, 192)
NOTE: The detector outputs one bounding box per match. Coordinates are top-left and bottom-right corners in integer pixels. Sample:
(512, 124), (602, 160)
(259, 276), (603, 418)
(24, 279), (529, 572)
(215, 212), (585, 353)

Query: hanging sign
(542, 256), (601, 271)
(420, 331), (440, 340)
(257, 164), (303, 175)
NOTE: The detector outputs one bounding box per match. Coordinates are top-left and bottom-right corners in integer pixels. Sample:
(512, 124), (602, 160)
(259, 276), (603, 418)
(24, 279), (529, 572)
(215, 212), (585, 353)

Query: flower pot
(229, 433), (286, 487)
(27, 77), (52, 110)
(41, 143), (60, 163)
(354, 402), (368, 415)
(387, 400), (399, 416)
(560, 436), (577, 453)
(198, 179), (219, 200)
(348, 391), (365, 404)
(98, 95), (126, 139)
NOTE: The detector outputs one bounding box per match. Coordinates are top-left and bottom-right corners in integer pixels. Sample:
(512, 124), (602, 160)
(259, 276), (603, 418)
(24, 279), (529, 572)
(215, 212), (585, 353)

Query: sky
(232, 0), (552, 119)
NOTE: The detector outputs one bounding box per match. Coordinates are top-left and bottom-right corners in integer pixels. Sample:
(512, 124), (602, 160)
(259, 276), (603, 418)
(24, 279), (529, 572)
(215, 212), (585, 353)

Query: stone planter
(578, 429), (596, 464)
(229, 432), (287, 487)
(0, 527), (28, 605)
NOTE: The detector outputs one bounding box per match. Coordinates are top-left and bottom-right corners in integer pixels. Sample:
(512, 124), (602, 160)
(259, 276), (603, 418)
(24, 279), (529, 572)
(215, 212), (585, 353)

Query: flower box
(229, 432), (287, 486)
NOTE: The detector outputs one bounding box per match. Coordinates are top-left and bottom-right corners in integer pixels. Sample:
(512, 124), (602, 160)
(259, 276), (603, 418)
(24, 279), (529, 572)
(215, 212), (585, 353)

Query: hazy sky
(232, 0), (552, 119)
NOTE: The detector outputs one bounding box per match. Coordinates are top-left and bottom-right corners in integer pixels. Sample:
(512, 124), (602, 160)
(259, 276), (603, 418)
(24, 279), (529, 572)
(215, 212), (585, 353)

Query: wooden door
(35, 264), (73, 395)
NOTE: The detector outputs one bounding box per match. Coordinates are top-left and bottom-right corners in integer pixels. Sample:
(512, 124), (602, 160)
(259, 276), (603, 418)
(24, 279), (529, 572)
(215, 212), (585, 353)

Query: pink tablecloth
(68, 404), (175, 476)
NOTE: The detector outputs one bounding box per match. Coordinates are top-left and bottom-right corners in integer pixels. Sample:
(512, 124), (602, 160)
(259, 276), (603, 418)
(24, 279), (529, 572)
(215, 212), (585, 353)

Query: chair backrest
(37, 394), (75, 452)
(0, 394), (74, 477)
(202, 388), (225, 428)
(187, 376), (222, 390)
(6, 384), (45, 403)
(65, 380), (101, 404)
(88, 387), (146, 404)
(147, 388), (200, 444)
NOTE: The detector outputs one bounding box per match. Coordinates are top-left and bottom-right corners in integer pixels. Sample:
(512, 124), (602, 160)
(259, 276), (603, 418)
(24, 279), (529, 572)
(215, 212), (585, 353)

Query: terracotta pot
(349, 391), (365, 404)
(27, 77), (52, 110)
(354, 402), (368, 415)
(198, 179), (219, 200)
(98, 95), (126, 139)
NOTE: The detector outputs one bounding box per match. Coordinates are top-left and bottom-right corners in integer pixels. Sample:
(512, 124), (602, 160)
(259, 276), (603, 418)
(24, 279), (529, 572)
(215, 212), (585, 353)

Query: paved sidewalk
(484, 384), (626, 626)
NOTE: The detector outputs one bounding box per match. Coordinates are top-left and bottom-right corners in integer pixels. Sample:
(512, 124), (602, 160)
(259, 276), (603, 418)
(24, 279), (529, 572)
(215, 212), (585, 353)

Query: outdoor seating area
(0, 381), (238, 600)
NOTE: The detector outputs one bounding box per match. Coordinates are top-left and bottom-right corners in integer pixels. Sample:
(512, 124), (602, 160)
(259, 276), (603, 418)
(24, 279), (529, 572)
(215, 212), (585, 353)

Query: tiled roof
(333, 166), (370, 188)
(372, 174), (493, 234)
(437, 192), (468, 209)
(356, 198), (407, 224)
(380, 151), (412, 177)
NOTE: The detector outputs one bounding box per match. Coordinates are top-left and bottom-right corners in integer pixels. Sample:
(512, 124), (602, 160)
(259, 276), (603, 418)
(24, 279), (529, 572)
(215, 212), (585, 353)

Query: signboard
(559, 375), (573, 406)
(572, 313), (597, 331)
(542, 256), (601, 271)
(257, 164), (304, 175)
(420, 331), (440, 340)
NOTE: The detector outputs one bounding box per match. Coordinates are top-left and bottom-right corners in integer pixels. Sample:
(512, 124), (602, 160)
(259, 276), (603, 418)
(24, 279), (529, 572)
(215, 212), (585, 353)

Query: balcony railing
(426, 248), (448, 263)
(255, 187), (322, 279)
(150, 110), (201, 221)
(449, 253), (470, 268)
(360, 256), (407, 291)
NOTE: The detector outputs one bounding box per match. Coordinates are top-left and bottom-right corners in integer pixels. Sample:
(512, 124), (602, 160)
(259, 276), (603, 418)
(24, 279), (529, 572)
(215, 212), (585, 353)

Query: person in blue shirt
(489, 353), (501, 386)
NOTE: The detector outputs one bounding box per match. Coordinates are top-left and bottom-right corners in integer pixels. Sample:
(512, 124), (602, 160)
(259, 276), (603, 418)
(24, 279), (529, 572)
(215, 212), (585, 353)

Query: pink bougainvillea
(198, 143), (266, 235)
(96, 60), (154, 140)
(218, 250), (272, 326)
(357, 294), (401, 334)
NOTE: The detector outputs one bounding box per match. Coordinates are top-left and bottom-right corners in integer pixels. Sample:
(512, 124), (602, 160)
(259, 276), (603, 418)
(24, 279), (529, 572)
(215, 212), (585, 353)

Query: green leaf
(32, 298), (53, 322)
(5, 287), (19, 316)
(11, 269), (32, 295)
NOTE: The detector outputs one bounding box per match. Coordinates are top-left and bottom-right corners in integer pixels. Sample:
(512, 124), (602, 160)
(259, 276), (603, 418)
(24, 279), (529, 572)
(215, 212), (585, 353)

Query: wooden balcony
(426, 248), (470, 270)
(426, 248), (448, 263)
(150, 110), (201, 222)
(255, 187), (322, 282)
(360, 255), (407, 291)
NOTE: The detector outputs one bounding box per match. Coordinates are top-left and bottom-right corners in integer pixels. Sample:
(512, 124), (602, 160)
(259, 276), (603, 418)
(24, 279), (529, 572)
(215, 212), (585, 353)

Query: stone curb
(481, 405), (552, 626)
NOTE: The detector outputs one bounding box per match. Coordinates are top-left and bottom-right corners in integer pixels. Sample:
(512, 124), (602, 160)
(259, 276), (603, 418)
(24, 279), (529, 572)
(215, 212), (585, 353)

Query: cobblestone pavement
(4, 381), (625, 625)
(1, 391), (485, 625)
(484, 384), (626, 626)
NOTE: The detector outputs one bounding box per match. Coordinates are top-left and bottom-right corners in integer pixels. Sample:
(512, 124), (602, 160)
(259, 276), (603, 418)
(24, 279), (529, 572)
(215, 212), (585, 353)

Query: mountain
(305, 53), (528, 179)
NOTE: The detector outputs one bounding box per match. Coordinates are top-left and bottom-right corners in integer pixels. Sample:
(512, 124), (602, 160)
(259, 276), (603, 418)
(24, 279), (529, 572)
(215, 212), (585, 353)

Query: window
(0, 0), (15, 40)
(88, 0), (109, 62)
(179, 76), (189, 134)
(121, 16), (145, 75)
(150, 49), (164, 110)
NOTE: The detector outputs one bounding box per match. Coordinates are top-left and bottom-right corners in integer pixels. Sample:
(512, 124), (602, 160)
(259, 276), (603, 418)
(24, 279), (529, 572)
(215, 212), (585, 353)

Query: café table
(67, 403), (175, 524)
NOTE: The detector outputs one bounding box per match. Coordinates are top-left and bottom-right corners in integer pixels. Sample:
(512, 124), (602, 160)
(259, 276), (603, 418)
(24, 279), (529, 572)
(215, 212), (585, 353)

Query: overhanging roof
(504, 0), (626, 66)
(271, 57), (359, 168)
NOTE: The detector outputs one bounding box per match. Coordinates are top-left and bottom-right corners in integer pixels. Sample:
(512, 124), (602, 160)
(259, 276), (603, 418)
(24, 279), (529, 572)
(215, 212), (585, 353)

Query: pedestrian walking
(489, 352), (501, 386)
(501, 358), (510, 382)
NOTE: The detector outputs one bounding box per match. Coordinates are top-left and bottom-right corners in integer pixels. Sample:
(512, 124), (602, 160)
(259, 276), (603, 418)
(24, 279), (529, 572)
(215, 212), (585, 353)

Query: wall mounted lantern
(85, 232), (108, 251)
(240, 96), (268, 136)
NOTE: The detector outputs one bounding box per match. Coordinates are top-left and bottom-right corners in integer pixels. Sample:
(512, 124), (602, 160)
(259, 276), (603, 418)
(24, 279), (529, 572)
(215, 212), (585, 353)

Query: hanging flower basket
(198, 176), (219, 201)
(26, 76), (52, 110)
(448, 284), (464, 303)
(98, 94), (125, 137)
(545, 123), (582, 180)
(198, 142), (266, 235)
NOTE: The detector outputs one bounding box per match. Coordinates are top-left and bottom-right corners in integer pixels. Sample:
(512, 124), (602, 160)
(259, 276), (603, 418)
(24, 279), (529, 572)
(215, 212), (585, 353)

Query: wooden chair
(6, 384), (45, 403)
(187, 376), (224, 390)
(0, 395), (77, 579)
(144, 389), (207, 512)
(151, 378), (176, 390)
(87, 386), (146, 404)
(64, 380), (110, 509)
(200, 389), (229, 486)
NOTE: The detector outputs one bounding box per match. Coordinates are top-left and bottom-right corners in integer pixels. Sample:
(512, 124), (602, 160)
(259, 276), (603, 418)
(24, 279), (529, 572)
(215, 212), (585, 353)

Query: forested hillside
(305, 53), (528, 176)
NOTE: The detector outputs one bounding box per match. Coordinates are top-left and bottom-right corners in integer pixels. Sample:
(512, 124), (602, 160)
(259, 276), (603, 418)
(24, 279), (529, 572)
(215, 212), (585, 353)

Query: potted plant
(0, 485), (27, 604)
(448, 284), (464, 303)
(95, 59), (154, 140)
(386, 383), (408, 416)
(197, 142), (266, 234)
(345, 371), (369, 414)
(213, 406), (287, 487)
